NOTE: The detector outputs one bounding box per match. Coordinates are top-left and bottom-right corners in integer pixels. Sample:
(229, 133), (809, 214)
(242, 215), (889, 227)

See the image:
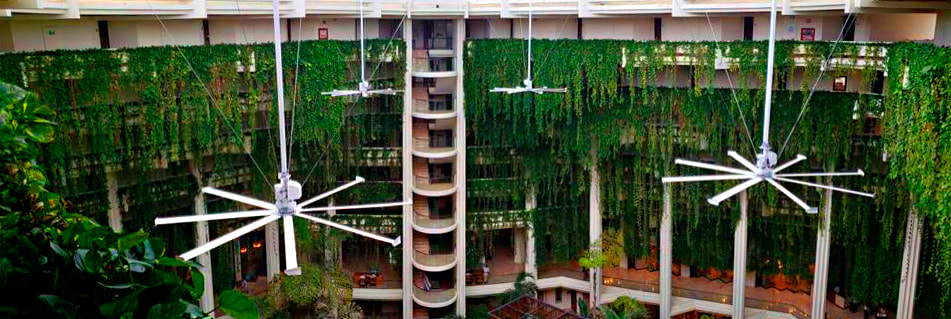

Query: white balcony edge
(412, 148), (458, 159)
(412, 218), (458, 234)
(412, 110), (458, 120)
(412, 184), (458, 197)
(352, 288), (402, 300)
(412, 253), (457, 272)
(412, 70), (458, 78)
(412, 287), (458, 308)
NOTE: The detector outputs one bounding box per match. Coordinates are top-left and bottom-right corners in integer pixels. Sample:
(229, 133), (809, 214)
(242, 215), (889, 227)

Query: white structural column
(731, 190), (748, 318)
(526, 191), (538, 279)
(935, 11), (951, 47)
(106, 169), (123, 232)
(659, 184), (672, 319)
(810, 174), (834, 318)
(265, 221), (280, 281)
(401, 17), (415, 319)
(192, 167), (214, 313)
(454, 17), (467, 315)
(896, 210), (924, 319)
(589, 143), (603, 305)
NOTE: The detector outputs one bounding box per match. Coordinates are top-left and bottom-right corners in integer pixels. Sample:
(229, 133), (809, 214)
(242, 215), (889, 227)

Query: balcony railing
(413, 286), (457, 305)
(414, 249), (456, 268)
(671, 285), (810, 319)
(414, 175), (456, 194)
(414, 209), (456, 229)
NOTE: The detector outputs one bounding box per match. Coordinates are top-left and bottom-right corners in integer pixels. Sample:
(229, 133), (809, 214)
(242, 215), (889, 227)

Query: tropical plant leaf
(117, 231), (150, 252)
(99, 291), (139, 319)
(146, 302), (186, 319)
(217, 289), (259, 319)
(186, 268), (205, 300)
(38, 295), (78, 319)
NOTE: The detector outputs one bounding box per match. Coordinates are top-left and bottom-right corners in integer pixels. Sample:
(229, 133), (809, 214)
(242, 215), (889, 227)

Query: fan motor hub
(274, 179), (302, 215)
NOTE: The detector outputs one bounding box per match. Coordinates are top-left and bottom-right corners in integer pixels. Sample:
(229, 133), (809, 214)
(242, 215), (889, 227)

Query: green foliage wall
(0, 39), (405, 231)
(0, 40), (407, 296)
(464, 39), (907, 304)
(884, 42), (951, 311)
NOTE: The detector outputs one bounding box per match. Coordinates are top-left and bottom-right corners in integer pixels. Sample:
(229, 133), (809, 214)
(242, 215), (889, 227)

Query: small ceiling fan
(323, 0), (399, 98)
(156, 0), (408, 276)
(660, 0), (873, 213)
(489, 0), (566, 95)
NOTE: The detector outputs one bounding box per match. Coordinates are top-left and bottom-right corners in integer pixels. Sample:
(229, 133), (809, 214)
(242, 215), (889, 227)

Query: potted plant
(368, 259), (379, 274)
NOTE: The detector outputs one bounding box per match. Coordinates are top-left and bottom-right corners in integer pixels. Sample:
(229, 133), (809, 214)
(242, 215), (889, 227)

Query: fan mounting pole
(760, 0), (778, 163)
(272, 0), (294, 202)
(525, 0), (532, 88)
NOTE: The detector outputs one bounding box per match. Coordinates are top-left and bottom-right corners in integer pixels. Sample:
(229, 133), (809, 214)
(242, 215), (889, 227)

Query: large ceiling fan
(661, 0), (873, 212)
(155, 0), (408, 276)
(489, 0), (566, 95)
(322, 0), (399, 97)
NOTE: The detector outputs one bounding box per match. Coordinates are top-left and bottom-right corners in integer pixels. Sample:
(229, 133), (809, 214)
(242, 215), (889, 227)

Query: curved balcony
(412, 70), (458, 78)
(412, 97), (456, 120)
(413, 250), (457, 272)
(413, 211), (457, 234)
(412, 56), (456, 78)
(412, 136), (456, 159)
(413, 286), (457, 309)
(413, 175), (456, 197)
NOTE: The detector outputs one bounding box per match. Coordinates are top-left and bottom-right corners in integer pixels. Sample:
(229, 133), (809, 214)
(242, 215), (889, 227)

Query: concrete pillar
(935, 11), (951, 47)
(514, 228), (526, 264)
(192, 167), (214, 313)
(454, 18), (467, 315)
(731, 191), (748, 318)
(526, 191), (538, 279)
(324, 199), (336, 266)
(265, 222), (280, 281)
(659, 184), (672, 319)
(811, 174), (834, 319)
(896, 210), (923, 319)
(401, 17), (415, 319)
(589, 146), (602, 306)
(106, 169), (123, 232)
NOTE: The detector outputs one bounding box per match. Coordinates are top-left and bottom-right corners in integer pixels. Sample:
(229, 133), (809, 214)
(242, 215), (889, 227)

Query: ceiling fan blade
(707, 178), (762, 206)
(774, 177), (875, 198)
(674, 159), (752, 176)
(662, 174), (753, 183)
(294, 213), (400, 246)
(533, 87), (567, 94)
(322, 90), (360, 97)
(179, 215), (280, 261)
(155, 210), (273, 225)
(202, 187), (277, 210)
(298, 200), (412, 213)
(491, 87), (528, 94)
(727, 150), (759, 172)
(765, 178), (818, 213)
(367, 88), (399, 95)
(297, 176), (365, 209)
(775, 170), (864, 178)
(283, 215), (300, 275)
(773, 154), (807, 173)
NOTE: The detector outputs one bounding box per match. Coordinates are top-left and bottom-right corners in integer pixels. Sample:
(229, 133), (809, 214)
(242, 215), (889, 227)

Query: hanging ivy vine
(464, 38), (916, 305)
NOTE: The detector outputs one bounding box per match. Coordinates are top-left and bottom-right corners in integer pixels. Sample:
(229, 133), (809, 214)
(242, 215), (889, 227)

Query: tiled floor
(539, 262), (587, 280)
(603, 267), (867, 319)
(342, 253), (402, 289)
(482, 245), (526, 285)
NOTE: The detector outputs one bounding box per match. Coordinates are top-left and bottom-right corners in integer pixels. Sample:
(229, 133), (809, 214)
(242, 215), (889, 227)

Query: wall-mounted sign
(833, 76), (848, 92)
(800, 28), (815, 41)
(318, 27), (329, 40)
